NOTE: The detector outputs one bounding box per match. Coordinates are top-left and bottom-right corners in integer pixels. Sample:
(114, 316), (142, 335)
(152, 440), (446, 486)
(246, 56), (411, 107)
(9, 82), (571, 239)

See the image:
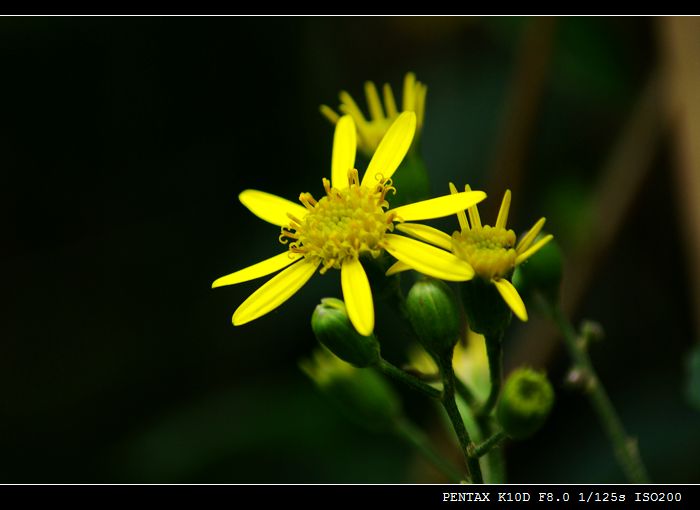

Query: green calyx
(404, 278), (460, 357)
(311, 298), (381, 368)
(461, 277), (512, 337)
(496, 368), (554, 440)
(513, 235), (563, 304)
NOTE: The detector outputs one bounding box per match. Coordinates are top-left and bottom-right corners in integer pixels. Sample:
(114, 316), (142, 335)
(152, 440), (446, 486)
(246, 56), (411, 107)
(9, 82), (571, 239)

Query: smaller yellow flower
(212, 113), (485, 336)
(320, 72), (427, 155)
(387, 185), (553, 322)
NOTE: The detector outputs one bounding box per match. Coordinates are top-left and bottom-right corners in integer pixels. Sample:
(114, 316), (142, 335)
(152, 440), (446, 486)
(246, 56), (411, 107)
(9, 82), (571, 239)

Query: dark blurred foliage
(1, 16), (698, 483)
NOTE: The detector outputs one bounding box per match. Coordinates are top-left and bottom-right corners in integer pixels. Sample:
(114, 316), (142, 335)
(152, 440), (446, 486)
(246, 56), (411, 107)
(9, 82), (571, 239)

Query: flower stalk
(479, 332), (504, 418)
(542, 298), (650, 483)
(436, 351), (484, 484)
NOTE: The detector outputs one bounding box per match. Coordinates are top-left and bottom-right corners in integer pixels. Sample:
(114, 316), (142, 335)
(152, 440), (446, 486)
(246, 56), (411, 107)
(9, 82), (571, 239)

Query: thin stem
(468, 429), (507, 459)
(475, 413), (507, 483)
(437, 353), (484, 484)
(378, 358), (443, 400)
(394, 418), (464, 483)
(544, 298), (650, 483)
(479, 332), (503, 418)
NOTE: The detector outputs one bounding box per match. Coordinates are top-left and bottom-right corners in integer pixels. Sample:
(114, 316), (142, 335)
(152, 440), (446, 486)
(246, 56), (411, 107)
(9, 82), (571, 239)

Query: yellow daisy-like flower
(212, 112), (485, 336)
(387, 185), (553, 322)
(320, 72), (427, 156)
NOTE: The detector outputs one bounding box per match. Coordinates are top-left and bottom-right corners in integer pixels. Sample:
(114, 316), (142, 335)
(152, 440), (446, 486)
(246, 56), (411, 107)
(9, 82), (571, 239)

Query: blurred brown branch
(659, 16), (700, 343)
(487, 17), (557, 219)
(509, 71), (663, 369)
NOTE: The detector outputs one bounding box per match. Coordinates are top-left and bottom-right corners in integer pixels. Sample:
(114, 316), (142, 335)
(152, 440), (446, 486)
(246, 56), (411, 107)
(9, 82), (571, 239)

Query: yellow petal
(361, 111), (416, 187)
(319, 104), (340, 124)
(385, 260), (412, 276)
(390, 190), (486, 222)
(416, 83), (427, 128)
(516, 217), (546, 253)
(515, 234), (554, 266)
(364, 81), (384, 121)
(496, 189), (511, 229)
(339, 90), (369, 128)
(449, 182), (469, 230)
(239, 190), (308, 227)
(383, 83), (398, 118)
(232, 259), (319, 326)
(464, 184), (482, 229)
(341, 258), (374, 336)
(384, 234), (474, 281)
(212, 251), (300, 288)
(396, 223), (453, 250)
(331, 115), (357, 189)
(403, 72), (416, 112)
(492, 278), (528, 321)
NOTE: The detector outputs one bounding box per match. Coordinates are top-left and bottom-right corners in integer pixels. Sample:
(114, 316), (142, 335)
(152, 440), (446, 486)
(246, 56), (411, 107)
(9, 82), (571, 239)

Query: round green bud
(311, 298), (380, 368)
(405, 278), (460, 356)
(514, 235), (563, 304)
(461, 277), (512, 337)
(300, 348), (401, 431)
(496, 368), (554, 439)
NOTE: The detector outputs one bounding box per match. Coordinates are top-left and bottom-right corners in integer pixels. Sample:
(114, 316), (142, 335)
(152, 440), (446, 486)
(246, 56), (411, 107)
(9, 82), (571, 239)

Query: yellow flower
(320, 72), (427, 155)
(387, 185), (553, 322)
(212, 112), (485, 336)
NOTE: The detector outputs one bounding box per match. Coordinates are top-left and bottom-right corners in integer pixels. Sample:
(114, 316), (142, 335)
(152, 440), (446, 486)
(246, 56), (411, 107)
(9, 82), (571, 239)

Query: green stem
(474, 413), (507, 483)
(437, 352), (484, 484)
(378, 358), (443, 400)
(469, 429), (507, 458)
(479, 332), (503, 418)
(545, 299), (650, 483)
(394, 418), (464, 483)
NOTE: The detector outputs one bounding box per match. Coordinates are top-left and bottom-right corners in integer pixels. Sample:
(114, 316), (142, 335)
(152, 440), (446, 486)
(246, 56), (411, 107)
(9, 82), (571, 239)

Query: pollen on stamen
(452, 225), (518, 280)
(346, 168), (361, 187)
(299, 193), (317, 209)
(279, 174), (395, 271)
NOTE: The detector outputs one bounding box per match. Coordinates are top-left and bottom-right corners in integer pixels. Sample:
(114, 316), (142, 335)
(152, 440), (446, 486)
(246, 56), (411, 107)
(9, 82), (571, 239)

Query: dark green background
(2, 17), (697, 482)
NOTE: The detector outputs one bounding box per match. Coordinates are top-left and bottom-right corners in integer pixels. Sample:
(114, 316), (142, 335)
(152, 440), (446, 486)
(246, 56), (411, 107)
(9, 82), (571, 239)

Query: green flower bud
(405, 278), (460, 356)
(496, 368), (554, 439)
(300, 347), (401, 431)
(513, 235), (563, 304)
(461, 277), (512, 337)
(311, 298), (380, 368)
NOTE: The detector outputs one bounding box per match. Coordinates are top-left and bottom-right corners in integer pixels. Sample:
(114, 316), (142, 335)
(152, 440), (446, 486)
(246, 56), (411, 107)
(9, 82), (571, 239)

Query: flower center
(280, 169), (395, 273)
(451, 225), (517, 280)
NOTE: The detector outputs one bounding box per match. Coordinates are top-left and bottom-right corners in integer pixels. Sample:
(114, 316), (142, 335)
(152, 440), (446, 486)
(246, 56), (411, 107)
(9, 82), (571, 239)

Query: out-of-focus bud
(496, 368), (555, 440)
(300, 347), (402, 431)
(311, 298), (380, 368)
(513, 235), (563, 304)
(405, 278), (460, 357)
